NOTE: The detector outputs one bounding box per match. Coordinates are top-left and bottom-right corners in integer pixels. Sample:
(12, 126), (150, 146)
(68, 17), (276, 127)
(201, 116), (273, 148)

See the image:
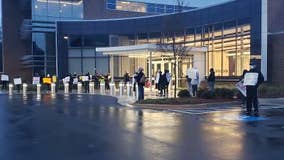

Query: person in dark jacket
(207, 68), (216, 92)
(134, 67), (145, 101)
(244, 61), (264, 116)
(158, 72), (168, 96)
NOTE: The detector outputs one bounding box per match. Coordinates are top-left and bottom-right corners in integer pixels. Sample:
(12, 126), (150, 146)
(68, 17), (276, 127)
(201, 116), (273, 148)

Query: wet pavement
(0, 94), (284, 160)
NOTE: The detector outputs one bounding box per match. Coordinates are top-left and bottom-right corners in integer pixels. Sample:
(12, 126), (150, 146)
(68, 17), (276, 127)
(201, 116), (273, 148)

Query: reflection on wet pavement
(0, 94), (284, 160)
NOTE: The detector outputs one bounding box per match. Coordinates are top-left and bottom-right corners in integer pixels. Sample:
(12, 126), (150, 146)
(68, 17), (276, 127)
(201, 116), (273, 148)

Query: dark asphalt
(0, 94), (284, 160)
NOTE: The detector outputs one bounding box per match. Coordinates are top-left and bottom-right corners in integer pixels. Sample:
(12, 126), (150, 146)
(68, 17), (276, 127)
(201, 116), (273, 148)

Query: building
(1, 0), (284, 84)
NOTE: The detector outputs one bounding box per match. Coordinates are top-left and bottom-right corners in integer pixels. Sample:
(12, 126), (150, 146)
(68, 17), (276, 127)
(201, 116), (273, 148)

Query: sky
(130, 0), (232, 7)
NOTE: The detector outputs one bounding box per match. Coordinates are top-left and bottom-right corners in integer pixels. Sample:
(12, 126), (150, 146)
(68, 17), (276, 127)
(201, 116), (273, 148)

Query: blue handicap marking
(221, 114), (268, 122)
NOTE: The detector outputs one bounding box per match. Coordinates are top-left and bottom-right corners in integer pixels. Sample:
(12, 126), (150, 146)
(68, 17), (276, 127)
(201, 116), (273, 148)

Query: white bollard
(119, 81), (124, 96)
(9, 84), (13, 95)
(89, 82), (95, 94)
(100, 82), (105, 95)
(22, 83), (28, 95)
(77, 82), (82, 94)
(127, 82), (131, 97)
(110, 82), (115, 96)
(64, 83), (69, 94)
(136, 83), (139, 101)
(37, 84), (41, 95)
(51, 83), (56, 94)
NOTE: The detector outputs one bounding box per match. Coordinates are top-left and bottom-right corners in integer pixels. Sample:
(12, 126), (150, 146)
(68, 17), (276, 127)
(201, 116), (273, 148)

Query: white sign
(63, 76), (70, 83)
(82, 76), (89, 82)
(73, 78), (78, 84)
(235, 80), (246, 97)
(1, 75), (9, 81)
(187, 68), (197, 79)
(13, 78), (22, 85)
(32, 77), (40, 85)
(244, 73), (259, 86)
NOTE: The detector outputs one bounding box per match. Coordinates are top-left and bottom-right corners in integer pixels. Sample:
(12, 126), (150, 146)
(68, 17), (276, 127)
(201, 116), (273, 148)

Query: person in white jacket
(187, 67), (199, 97)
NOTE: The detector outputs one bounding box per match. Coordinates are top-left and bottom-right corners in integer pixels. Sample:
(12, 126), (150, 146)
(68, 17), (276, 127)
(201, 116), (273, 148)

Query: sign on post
(33, 77), (40, 85)
(13, 78), (22, 85)
(1, 75), (9, 81)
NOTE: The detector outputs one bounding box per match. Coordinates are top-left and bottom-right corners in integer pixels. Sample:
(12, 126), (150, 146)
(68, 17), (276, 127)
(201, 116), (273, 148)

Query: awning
(96, 44), (208, 57)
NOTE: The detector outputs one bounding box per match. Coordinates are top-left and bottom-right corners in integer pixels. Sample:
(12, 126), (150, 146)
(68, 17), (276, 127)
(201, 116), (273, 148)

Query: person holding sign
(244, 61), (264, 116)
(1, 74), (9, 90)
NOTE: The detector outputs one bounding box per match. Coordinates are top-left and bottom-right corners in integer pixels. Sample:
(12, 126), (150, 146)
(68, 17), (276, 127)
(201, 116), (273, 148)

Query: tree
(157, 0), (190, 98)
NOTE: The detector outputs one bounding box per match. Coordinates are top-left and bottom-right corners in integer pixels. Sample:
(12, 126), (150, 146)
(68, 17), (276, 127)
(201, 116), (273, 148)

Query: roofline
(56, 0), (236, 23)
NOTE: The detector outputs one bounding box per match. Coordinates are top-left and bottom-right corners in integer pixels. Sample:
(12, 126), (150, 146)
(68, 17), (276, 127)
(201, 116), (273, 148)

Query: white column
(36, 84), (41, 95)
(51, 83), (56, 94)
(110, 56), (114, 83)
(193, 52), (206, 83)
(22, 83), (27, 95)
(261, 0), (268, 81)
(77, 82), (82, 94)
(9, 84), (13, 95)
(149, 52), (153, 91)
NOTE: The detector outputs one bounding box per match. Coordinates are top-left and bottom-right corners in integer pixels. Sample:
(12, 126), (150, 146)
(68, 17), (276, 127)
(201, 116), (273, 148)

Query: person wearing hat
(243, 61), (264, 116)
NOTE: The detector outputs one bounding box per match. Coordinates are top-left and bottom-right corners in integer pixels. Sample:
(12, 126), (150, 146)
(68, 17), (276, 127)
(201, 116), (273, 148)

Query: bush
(178, 89), (191, 98)
(199, 91), (215, 99)
(259, 84), (284, 98)
(214, 88), (235, 99)
(197, 88), (235, 99)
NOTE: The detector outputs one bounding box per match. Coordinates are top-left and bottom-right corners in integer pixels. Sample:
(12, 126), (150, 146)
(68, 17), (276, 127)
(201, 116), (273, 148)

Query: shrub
(214, 88), (235, 99)
(199, 91), (215, 99)
(259, 84), (284, 98)
(178, 89), (191, 98)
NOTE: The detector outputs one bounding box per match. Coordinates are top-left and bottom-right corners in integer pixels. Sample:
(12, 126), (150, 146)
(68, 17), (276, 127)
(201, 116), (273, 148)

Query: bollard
(36, 84), (41, 95)
(89, 82), (95, 94)
(100, 82), (105, 95)
(51, 83), (56, 94)
(109, 82), (115, 96)
(77, 82), (82, 94)
(64, 83), (69, 94)
(119, 81), (124, 96)
(136, 83), (139, 101)
(127, 82), (131, 97)
(22, 83), (28, 95)
(9, 84), (13, 95)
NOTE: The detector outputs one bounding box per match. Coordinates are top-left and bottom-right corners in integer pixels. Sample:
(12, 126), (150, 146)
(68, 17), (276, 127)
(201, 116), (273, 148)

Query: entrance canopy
(96, 44), (208, 57)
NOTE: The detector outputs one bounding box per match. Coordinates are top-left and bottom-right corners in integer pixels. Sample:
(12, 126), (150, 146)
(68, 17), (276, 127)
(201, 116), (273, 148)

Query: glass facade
(66, 35), (110, 75)
(31, 0), (84, 76)
(32, 0), (83, 21)
(106, 0), (192, 14)
(104, 19), (251, 78)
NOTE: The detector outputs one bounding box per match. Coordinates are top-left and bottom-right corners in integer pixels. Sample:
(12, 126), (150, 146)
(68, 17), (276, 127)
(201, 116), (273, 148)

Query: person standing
(188, 67), (199, 97)
(158, 71), (167, 97)
(244, 61), (264, 116)
(207, 68), (216, 92)
(123, 71), (130, 86)
(135, 67), (145, 101)
(165, 70), (171, 96)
